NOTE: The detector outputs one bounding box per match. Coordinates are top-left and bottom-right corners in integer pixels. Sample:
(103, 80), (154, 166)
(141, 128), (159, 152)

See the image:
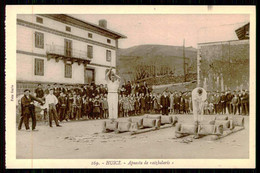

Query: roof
(235, 22), (249, 40)
(39, 14), (127, 39)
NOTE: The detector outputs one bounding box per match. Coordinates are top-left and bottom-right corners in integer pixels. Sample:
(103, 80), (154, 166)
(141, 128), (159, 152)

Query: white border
(5, 5), (256, 168)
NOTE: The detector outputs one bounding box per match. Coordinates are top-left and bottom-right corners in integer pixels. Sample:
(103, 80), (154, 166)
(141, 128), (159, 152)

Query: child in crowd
(123, 95), (130, 117)
(75, 94), (82, 120)
(93, 96), (100, 119)
(103, 97), (109, 119)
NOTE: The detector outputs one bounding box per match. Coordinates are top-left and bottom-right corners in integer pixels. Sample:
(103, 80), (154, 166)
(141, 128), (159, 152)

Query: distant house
(235, 22), (249, 40)
(16, 14), (126, 94)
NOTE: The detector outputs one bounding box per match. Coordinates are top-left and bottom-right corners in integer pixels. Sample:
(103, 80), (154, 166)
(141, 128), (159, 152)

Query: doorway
(85, 68), (95, 84)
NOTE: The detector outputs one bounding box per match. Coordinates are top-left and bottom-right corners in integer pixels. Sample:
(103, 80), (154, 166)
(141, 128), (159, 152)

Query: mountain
(117, 44), (197, 59)
(116, 44), (197, 84)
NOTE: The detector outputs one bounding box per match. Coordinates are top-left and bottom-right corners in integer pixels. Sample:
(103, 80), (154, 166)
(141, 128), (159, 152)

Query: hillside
(116, 44), (197, 85)
(117, 44), (197, 58)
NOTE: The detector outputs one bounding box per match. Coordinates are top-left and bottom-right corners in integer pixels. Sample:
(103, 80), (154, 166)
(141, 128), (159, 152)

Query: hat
(24, 89), (30, 93)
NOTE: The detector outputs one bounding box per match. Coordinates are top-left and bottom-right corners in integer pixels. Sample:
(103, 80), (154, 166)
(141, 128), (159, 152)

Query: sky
(71, 14), (249, 49)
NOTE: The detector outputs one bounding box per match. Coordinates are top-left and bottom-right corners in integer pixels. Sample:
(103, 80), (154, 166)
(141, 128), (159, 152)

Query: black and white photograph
(5, 5), (255, 168)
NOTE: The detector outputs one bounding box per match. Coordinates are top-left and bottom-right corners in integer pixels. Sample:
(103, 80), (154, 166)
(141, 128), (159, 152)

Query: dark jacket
(21, 94), (43, 116)
(35, 88), (44, 98)
(160, 95), (170, 108)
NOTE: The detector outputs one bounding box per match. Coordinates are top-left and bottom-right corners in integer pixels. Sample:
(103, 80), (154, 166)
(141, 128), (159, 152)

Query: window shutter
(35, 59), (44, 76)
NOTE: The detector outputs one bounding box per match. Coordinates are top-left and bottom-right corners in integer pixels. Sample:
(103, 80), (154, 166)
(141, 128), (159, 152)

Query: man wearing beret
(18, 89), (44, 131)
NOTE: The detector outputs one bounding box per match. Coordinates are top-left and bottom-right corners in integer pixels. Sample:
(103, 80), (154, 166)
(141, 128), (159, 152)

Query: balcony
(46, 44), (91, 66)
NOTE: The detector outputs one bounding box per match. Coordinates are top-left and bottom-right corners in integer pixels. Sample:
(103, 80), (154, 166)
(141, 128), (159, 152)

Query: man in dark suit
(220, 91), (227, 114)
(125, 81), (132, 96)
(144, 93), (151, 113)
(160, 91), (170, 115)
(225, 90), (233, 114)
(18, 89), (44, 131)
(35, 84), (44, 99)
(174, 92), (181, 114)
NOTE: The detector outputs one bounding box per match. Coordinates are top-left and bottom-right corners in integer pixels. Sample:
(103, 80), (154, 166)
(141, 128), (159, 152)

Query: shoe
(32, 129), (39, 131)
(56, 125), (62, 127)
(50, 125), (53, 127)
(26, 129), (30, 132)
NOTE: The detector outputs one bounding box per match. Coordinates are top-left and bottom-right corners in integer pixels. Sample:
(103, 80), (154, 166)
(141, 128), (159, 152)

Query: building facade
(16, 14), (126, 95)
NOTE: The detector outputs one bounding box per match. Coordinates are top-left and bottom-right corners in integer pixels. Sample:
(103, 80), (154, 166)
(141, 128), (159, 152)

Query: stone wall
(199, 40), (249, 91)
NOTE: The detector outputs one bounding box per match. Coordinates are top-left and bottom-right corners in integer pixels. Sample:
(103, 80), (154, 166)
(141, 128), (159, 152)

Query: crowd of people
(18, 80), (249, 131)
(118, 84), (250, 117)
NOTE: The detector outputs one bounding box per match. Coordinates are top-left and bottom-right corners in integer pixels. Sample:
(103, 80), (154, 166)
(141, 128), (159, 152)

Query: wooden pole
(183, 39), (186, 82)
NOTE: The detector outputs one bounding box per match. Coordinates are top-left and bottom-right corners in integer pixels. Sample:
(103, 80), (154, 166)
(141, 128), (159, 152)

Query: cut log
(144, 114), (161, 120)
(228, 116), (244, 127)
(201, 115), (216, 122)
(129, 122), (139, 132)
(117, 122), (131, 133)
(161, 116), (173, 125)
(198, 124), (224, 135)
(214, 120), (231, 130)
(130, 117), (144, 129)
(215, 115), (228, 120)
(143, 118), (156, 128)
(180, 124), (198, 135)
(197, 124), (216, 135)
(102, 120), (118, 133)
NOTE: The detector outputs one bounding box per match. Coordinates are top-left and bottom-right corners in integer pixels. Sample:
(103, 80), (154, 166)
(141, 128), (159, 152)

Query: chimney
(99, 19), (107, 28)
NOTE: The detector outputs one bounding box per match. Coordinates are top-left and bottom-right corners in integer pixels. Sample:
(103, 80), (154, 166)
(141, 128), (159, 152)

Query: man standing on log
(105, 67), (121, 119)
(192, 87), (207, 123)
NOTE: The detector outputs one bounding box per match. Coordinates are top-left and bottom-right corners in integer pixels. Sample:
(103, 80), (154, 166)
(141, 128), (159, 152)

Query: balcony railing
(46, 44), (91, 61)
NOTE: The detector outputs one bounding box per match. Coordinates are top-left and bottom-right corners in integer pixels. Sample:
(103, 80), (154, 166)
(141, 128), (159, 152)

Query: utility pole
(183, 39), (186, 82)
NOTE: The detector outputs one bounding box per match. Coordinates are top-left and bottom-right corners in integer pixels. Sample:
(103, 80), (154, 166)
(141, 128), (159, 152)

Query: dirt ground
(16, 114), (249, 159)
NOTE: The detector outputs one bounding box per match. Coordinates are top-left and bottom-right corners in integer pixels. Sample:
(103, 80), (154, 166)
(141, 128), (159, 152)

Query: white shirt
(192, 87), (207, 103)
(45, 94), (58, 105)
(107, 80), (120, 93)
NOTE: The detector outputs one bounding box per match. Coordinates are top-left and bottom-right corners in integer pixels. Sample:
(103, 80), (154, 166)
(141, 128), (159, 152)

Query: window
(107, 39), (111, 44)
(35, 32), (44, 49)
(106, 50), (111, 62)
(66, 26), (71, 32)
(87, 45), (93, 59)
(65, 64), (72, 78)
(85, 68), (95, 84)
(64, 39), (72, 57)
(34, 59), (44, 76)
(88, 33), (93, 38)
(36, 17), (43, 24)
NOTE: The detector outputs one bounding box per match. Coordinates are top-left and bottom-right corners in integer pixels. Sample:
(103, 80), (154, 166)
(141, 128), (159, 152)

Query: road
(16, 114), (249, 159)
